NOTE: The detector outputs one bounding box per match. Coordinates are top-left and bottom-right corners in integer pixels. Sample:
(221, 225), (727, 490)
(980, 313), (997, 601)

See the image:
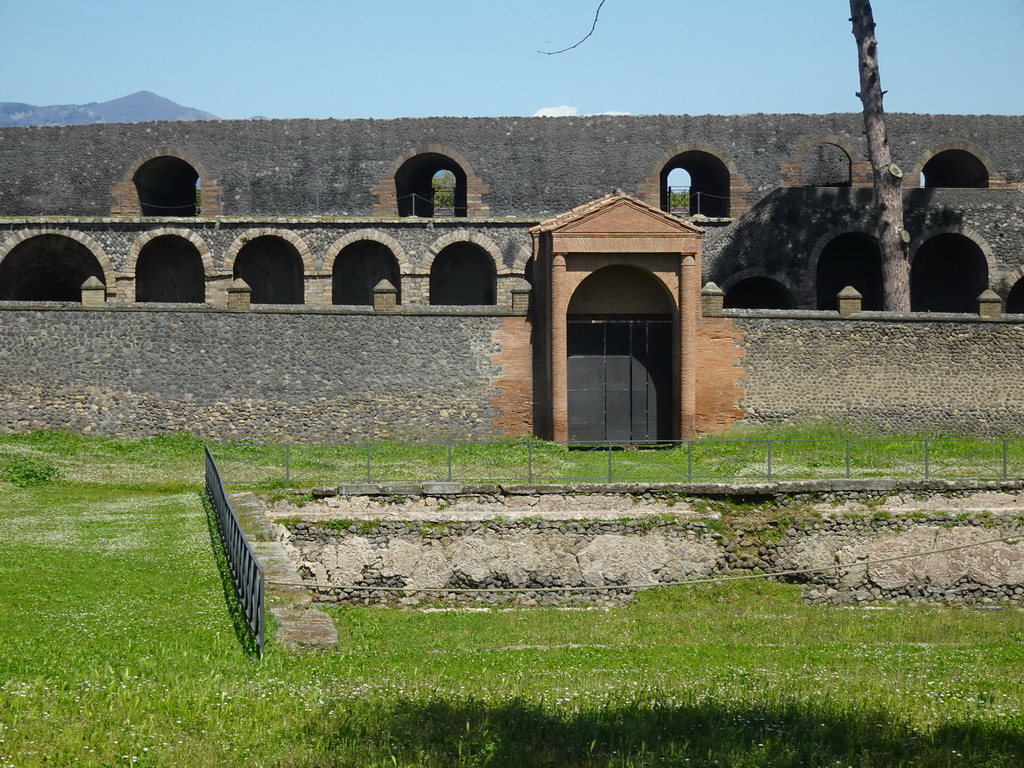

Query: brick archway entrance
(566, 266), (675, 442)
(531, 194), (704, 442)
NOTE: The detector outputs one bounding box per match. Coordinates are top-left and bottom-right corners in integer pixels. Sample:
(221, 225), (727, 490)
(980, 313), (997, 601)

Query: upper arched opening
(911, 233), (988, 312)
(0, 234), (106, 301)
(920, 149), (989, 189)
(723, 276), (795, 310)
(396, 153), (467, 218)
(133, 156), (200, 216)
(135, 235), (205, 303)
(429, 243), (495, 305)
(660, 150), (730, 218)
(233, 235), (304, 305)
(815, 233), (883, 310)
(803, 143), (853, 187)
(333, 240), (401, 305)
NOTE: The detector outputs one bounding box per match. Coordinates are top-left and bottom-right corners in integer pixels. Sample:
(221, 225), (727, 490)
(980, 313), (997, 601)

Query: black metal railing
(205, 447), (264, 654)
(207, 438), (1024, 489)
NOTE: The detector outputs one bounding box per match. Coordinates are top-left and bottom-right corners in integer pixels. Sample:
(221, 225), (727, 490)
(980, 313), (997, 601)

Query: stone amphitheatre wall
(4, 304), (1024, 439)
(0, 305), (532, 441)
(1, 113), (1021, 218)
(732, 313), (1024, 435)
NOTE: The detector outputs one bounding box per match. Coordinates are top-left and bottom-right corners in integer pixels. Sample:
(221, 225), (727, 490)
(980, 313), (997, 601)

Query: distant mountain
(0, 91), (219, 126)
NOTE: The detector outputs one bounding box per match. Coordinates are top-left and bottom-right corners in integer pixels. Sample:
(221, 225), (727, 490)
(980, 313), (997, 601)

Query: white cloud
(532, 106), (632, 117)
(533, 105), (579, 117)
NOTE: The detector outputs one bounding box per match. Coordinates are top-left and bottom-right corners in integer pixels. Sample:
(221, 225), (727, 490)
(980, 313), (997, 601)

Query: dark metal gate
(567, 319), (672, 443)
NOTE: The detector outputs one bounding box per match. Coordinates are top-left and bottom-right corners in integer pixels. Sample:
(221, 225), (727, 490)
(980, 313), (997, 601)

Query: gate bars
(205, 447), (265, 654)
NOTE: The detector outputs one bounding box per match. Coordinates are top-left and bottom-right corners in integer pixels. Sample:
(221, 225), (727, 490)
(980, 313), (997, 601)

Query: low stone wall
(736, 314), (1024, 434)
(0, 305), (527, 441)
(277, 500), (1024, 607)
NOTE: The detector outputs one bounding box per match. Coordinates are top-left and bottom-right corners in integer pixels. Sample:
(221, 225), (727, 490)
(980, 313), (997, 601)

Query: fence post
(285, 444), (291, 489)
(924, 439), (930, 480)
(607, 443), (614, 483)
(687, 440), (693, 482)
(1003, 439), (1009, 481)
(846, 439), (851, 479)
(366, 444), (372, 484)
(766, 439), (772, 480)
(447, 442), (453, 482)
(527, 441), (534, 484)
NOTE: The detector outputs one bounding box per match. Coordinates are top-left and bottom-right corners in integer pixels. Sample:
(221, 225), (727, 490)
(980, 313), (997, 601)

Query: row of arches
(120, 140), (1002, 221)
(0, 232), (511, 306)
(723, 231), (1020, 313)
(785, 137), (998, 189)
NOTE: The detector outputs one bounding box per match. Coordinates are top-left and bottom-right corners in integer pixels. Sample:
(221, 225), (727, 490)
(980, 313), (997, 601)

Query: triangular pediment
(531, 193), (705, 236)
(531, 193), (703, 255)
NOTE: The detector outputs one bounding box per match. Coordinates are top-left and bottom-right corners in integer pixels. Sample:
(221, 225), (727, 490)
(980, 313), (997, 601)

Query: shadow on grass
(306, 697), (1024, 767)
(201, 491), (262, 658)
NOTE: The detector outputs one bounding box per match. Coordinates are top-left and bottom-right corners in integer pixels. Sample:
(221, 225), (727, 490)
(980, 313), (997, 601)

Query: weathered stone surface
(839, 526), (1024, 590)
(449, 536), (579, 587)
(578, 535), (671, 586)
(381, 539), (450, 589)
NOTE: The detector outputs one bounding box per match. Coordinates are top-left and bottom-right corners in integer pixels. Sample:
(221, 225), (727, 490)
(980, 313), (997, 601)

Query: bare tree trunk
(850, 0), (909, 311)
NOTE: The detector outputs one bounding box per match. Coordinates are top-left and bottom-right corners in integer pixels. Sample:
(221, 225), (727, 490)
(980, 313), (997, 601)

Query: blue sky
(4, 0), (1022, 119)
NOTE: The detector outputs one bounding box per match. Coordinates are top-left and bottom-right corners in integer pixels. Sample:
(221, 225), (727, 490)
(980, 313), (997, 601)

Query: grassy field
(1, 431), (1024, 766)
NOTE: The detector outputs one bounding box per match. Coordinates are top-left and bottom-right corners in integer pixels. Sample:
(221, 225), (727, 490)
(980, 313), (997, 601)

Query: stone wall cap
(701, 282), (725, 296)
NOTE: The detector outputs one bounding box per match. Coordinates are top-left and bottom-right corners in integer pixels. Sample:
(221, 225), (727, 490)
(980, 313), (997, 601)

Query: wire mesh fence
(207, 437), (1024, 489)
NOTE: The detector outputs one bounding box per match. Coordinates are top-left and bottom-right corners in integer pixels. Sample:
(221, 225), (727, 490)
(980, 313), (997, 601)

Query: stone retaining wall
(278, 503), (1024, 607)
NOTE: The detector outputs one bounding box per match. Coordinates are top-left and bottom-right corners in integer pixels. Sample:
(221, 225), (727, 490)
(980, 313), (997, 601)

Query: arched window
(135, 236), (205, 303)
(911, 234), (988, 312)
(815, 233), (883, 310)
(133, 156), (200, 216)
(233, 236), (304, 304)
(0, 234), (105, 301)
(1007, 281), (1024, 314)
(921, 150), (989, 189)
(660, 151), (730, 218)
(332, 241), (401, 305)
(803, 143), (852, 187)
(665, 168), (691, 215)
(429, 243), (495, 305)
(395, 154), (467, 217)
(723, 277), (795, 310)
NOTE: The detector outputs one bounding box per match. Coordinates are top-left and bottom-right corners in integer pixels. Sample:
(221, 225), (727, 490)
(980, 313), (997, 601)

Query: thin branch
(538, 0), (607, 55)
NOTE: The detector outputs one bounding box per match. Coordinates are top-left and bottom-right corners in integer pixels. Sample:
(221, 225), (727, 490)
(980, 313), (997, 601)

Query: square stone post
(511, 278), (531, 314)
(837, 285), (863, 316)
(978, 289), (1002, 319)
(81, 276), (106, 308)
(373, 279), (398, 312)
(227, 278), (252, 311)
(701, 282), (725, 316)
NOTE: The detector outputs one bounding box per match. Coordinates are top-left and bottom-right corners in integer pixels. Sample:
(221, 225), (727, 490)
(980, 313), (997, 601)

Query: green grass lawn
(1, 431), (1024, 766)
